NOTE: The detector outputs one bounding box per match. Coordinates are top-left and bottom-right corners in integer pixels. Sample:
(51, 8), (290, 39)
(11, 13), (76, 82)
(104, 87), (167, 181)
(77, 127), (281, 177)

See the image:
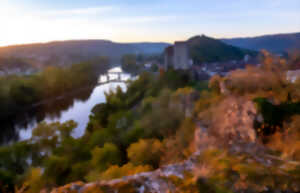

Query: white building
(287, 70), (300, 83)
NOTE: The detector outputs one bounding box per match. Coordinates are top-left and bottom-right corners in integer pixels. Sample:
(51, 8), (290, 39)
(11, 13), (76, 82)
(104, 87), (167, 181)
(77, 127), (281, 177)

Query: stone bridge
(98, 71), (128, 85)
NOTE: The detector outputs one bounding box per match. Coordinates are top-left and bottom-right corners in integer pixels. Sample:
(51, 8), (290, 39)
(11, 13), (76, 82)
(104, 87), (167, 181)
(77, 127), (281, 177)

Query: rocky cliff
(44, 97), (300, 193)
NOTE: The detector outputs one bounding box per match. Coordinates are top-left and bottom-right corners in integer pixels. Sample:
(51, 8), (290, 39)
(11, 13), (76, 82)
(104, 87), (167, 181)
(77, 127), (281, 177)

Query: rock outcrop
(210, 96), (257, 144)
(50, 154), (198, 193)
(46, 97), (299, 193)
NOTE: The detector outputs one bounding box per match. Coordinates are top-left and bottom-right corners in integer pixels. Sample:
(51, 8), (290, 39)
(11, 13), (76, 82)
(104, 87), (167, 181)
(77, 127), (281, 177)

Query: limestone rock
(210, 96), (257, 145)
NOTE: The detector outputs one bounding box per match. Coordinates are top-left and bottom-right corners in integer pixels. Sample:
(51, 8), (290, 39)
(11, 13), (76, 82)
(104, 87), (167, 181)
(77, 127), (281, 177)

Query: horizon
(0, 0), (299, 47)
(1, 31), (299, 48)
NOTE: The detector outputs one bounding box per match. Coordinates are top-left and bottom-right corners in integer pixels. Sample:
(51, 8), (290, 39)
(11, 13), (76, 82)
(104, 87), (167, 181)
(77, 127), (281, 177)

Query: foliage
(194, 149), (300, 192)
(209, 75), (222, 94)
(222, 51), (291, 99)
(90, 143), (122, 171)
(3, 53), (300, 193)
(21, 168), (44, 193)
(0, 58), (109, 119)
(188, 35), (257, 64)
(89, 163), (152, 181)
(0, 141), (32, 192)
(162, 118), (196, 163)
(254, 98), (300, 137)
(267, 115), (300, 160)
(121, 54), (140, 73)
(224, 66), (285, 95)
(127, 139), (163, 168)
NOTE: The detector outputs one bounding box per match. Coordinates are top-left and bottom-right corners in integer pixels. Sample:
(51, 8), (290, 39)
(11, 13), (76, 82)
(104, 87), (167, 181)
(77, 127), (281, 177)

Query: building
(174, 41), (193, 69)
(144, 63), (152, 69)
(287, 70), (300, 83)
(164, 41), (193, 70)
(164, 46), (174, 69)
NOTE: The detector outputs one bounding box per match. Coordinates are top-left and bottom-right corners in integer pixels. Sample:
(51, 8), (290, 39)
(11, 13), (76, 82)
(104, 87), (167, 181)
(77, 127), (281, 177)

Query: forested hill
(0, 40), (170, 67)
(188, 35), (257, 64)
(221, 32), (300, 53)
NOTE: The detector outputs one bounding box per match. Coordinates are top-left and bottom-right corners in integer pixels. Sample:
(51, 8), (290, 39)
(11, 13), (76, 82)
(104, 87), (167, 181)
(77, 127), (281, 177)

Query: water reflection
(1, 67), (131, 145)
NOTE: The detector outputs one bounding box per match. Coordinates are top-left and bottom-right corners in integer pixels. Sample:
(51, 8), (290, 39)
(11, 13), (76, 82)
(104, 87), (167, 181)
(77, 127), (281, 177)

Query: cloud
(107, 16), (176, 25)
(44, 6), (116, 16)
(265, 0), (283, 7)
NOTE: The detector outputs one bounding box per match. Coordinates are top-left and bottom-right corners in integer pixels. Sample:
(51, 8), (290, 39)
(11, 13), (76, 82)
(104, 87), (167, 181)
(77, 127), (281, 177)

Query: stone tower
(164, 46), (174, 70)
(164, 41), (193, 70)
(174, 41), (191, 70)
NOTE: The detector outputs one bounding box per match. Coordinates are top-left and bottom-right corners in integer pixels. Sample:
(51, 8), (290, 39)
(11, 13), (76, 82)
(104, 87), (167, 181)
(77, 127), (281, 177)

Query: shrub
(127, 139), (163, 168)
(267, 115), (300, 160)
(90, 143), (122, 171)
(20, 168), (44, 193)
(96, 163), (152, 181)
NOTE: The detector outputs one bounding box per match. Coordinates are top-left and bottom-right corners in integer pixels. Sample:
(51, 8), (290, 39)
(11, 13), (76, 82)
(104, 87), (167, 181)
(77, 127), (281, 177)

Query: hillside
(0, 40), (170, 67)
(222, 32), (300, 53)
(187, 35), (257, 64)
(0, 57), (33, 70)
(2, 55), (300, 193)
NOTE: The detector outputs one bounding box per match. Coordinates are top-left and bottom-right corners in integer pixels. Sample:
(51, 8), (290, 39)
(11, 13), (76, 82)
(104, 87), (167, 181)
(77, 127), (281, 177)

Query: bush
(43, 155), (70, 186)
(267, 115), (300, 160)
(20, 168), (44, 193)
(224, 67), (284, 95)
(121, 54), (140, 73)
(209, 75), (222, 94)
(127, 139), (163, 168)
(95, 163), (152, 181)
(90, 143), (122, 171)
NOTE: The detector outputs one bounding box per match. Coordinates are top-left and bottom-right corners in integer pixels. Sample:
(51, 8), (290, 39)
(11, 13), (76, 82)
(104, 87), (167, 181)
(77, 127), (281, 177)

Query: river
(1, 67), (132, 145)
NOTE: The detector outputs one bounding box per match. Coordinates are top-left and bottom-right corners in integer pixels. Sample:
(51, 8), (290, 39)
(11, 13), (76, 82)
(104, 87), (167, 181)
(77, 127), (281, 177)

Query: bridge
(98, 71), (129, 85)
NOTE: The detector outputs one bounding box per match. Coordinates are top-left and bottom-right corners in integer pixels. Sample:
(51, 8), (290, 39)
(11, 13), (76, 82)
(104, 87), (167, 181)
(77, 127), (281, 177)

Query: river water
(1, 67), (131, 145)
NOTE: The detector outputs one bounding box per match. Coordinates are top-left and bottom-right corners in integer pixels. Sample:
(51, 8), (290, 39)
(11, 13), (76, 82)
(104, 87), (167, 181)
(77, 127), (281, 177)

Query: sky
(0, 0), (299, 46)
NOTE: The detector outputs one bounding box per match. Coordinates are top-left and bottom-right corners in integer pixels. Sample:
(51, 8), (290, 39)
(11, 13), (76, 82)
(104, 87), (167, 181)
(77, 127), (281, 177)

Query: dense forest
(0, 57), (110, 120)
(222, 32), (300, 53)
(121, 53), (162, 73)
(0, 41), (169, 66)
(1, 51), (300, 193)
(188, 35), (257, 64)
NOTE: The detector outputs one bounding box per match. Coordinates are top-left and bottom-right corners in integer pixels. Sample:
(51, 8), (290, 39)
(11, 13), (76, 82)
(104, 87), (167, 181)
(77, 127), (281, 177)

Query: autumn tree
(127, 139), (163, 168)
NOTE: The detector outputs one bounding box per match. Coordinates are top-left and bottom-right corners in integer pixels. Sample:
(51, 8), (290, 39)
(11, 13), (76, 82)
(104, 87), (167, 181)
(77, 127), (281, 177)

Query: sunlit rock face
(194, 98), (258, 158)
(50, 156), (197, 193)
(210, 97), (257, 145)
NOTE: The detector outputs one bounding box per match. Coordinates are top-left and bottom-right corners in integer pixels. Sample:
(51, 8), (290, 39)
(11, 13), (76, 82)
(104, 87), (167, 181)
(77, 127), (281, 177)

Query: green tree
(90, 143), (122, 171)
(43, 155), (70, 186)
(121, 54), (139, 73)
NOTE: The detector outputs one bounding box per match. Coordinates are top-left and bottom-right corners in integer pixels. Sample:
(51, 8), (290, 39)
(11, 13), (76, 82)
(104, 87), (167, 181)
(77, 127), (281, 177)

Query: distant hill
(0, 40), (170, 67)
(0, 57), (32, 70)
(221, 32), (300, 54)
(188, 35), (257, 64)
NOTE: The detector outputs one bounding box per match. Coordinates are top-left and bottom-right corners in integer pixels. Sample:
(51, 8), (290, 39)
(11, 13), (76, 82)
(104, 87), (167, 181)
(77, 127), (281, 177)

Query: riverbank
(0, 67), (132, 145)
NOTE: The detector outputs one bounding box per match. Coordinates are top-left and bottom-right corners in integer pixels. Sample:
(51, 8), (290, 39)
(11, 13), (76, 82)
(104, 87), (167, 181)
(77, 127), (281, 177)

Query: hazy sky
(0, 0), (299, 46)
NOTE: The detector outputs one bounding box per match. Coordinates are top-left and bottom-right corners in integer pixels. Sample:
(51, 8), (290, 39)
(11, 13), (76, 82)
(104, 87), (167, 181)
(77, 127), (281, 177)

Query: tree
(31, 122), (59, 156)
(20, 168), (44, 193)
(43, 155), (70, 186)
(90, 143), (122, 171)
(9, 79), (39, 105)
(58, 120), (77, 139)
(127, 139), (163, 168)
(209, 75), (222, 94)
(121, 54), (139, 73)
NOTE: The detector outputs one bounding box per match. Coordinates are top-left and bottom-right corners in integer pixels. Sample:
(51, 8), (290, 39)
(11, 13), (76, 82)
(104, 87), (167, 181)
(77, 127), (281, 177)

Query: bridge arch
(98, 71), (129, 85)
